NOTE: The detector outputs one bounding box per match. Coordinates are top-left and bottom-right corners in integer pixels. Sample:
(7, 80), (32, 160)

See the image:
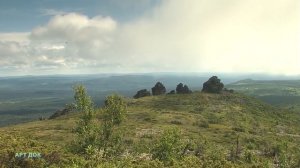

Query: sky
(0, 0), (299, 76)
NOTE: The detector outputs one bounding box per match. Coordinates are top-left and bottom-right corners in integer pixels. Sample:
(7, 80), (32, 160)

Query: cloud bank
(0, 0), (299, 76)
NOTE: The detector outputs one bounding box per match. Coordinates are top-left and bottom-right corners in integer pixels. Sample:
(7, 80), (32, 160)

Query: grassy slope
(0, 92), (299, 167)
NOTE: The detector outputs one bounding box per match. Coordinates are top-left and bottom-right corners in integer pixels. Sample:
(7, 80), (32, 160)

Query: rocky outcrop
(151, 82), (166, 95)
(49, 105), (74, 119)
(202, 76), (224, 94)
(224, 88), (234, 93)
(176, 83), (192, 94)
(134, 89), (151, 99)
(168, 90), (176, 94)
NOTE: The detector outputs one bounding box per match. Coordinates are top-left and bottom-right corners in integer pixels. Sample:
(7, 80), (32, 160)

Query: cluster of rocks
(133, 82), (193, 99)
(151, 82), (166, 95)
(133, 76), (233, 99)
(47, 76), (234, 121)
(202, 76), (224, 94)
(176, 83), (192, 94)
(133, 82), (167, 99)
(133, 89), (151, 99)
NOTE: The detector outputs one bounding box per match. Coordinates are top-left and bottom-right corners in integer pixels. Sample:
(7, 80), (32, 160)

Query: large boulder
(134, 89), (151, 99)
(151, 82), (166, 95)
(202, 76), (224, 94)
(176, 83), (192, 94)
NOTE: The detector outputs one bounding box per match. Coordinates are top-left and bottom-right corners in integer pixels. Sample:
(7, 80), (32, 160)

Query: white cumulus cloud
(0, 0), (299, 76)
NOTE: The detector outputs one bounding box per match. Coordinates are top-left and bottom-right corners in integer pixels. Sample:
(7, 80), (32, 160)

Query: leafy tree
(73, 84), (94, 114)
(72, 88), (127, 159)
(101, 94), (127, 157)
(103, 94), (127, 125)
(72, 85), (97, 155)
(151, 128), (184, 164)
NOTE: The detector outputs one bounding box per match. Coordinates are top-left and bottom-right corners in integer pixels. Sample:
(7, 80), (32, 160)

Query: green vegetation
(72, 85), (128, 161)
(99, 94), (127, 158)
(0, 83), (300, 167)
(227, 79), (300, 110)
(72, 85), (97, 156)
(0, 74), (209, 127)
(151, 128), (183, 164)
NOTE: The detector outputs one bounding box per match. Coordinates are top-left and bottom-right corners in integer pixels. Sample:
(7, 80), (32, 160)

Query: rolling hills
(227, 79), (300, 110)
(0, 74), (216, 127)
(1, 74), (299, 127)
(0, 90), (299, 167)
